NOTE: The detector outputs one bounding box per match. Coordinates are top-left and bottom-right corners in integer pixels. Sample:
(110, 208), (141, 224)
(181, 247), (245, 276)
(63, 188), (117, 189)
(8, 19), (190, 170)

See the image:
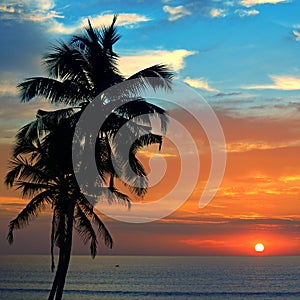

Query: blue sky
(0, 1), (299, 193)
(1, 0), (300, 144)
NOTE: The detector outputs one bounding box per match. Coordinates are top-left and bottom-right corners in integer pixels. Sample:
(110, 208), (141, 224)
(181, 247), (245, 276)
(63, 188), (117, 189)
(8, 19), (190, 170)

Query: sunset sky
(1, 0), (300, 256)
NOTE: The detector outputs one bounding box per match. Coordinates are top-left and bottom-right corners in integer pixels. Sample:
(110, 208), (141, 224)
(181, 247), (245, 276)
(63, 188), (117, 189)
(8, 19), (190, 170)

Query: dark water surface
(1, 255), (300, 299)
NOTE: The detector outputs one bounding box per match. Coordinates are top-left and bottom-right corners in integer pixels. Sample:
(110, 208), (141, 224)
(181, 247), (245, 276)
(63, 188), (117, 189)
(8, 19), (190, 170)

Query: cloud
(163, 5), (191, 21)
(244, 75), (300, 90)
(0, 72), (21, 96)
(279, 176), (300, 183)
(213, 92), (243, 97)
(87, 13), (150, 27)
(209, 8), (227, 18)
(240, 0), (288, 7)
(119, 49), (197, 75)
(0, 0), (63, 22)
(183, 77), (218, 92)
(179, 239), (225, 247)
(226, 140), (300, 153)
(234, 9), (259, 17)
(48, 13), (150, 34)
(0, 81), (18, 96)
(0, 2), (149, 34)
(293, 30), (300, 42)
(0, 4), (16, 13)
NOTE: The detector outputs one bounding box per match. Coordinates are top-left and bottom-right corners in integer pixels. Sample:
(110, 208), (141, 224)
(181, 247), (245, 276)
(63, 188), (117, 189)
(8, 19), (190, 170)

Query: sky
(1, 0), (300, 256)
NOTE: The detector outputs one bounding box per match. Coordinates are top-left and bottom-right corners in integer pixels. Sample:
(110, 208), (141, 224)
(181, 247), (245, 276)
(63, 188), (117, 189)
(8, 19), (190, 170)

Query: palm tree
(6, 15), (173, 300)
(5, 137), (114, 299)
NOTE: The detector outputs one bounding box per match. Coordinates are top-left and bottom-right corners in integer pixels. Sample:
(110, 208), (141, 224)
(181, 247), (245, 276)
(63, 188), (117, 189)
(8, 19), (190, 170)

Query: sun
(254, 243), (265, 253)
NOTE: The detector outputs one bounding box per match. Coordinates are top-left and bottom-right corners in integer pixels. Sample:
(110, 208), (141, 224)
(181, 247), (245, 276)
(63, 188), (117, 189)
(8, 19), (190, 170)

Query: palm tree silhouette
(5, 16), (173, 300)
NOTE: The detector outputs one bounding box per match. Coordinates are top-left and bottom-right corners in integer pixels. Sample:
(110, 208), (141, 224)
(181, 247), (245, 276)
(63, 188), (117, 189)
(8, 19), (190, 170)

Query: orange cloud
(179, 239), (225, 246)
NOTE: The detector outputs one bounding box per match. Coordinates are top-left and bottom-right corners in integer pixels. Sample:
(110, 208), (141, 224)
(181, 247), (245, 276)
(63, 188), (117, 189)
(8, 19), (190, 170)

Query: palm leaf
(7, 190), (54, 244)
(13, 108), (76, 155)
(100, 15), (120, 56)
(43, 41), (91, 88)
(114, 99), (168, 133)
(17, 77), (90, 104)
(126, 64), (173, 92)
(74, 204), (98, 257)
(5, 157), (51, 187)
(16, 181), (53, 198)
(78, 195), (113, 248)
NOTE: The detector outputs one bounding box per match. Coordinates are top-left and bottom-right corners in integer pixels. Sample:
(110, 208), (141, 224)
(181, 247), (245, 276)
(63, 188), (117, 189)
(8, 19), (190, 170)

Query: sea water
(0, 255), (300, 299)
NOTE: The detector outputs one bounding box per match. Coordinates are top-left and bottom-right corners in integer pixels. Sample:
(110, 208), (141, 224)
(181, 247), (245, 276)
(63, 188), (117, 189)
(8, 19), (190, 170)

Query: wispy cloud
(49, 13), (150, 34)
(119, 49), (197, 75)
(0, 82), (18, 96)
(0, 4), (16, 13)
(184, 77), (218, 92)
(234, 9), (259, 17)
(279, 176), (300, 183)
(213, 92), (243, 97)
(163, 5), (191, 21)
(293, 30), (300, 42)
(0, 0), (63, 22)
(240, 0), (288, 7)
(0, 2), (149, 33)
(179, 239), (225, 247)
(209, 8), (227, 18)
(244, 75), (300, 90)
(226, 140), (300, 153)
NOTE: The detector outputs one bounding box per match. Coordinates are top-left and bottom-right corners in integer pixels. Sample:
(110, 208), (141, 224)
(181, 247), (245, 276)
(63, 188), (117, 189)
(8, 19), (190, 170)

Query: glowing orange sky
(1, 105), (300, 256)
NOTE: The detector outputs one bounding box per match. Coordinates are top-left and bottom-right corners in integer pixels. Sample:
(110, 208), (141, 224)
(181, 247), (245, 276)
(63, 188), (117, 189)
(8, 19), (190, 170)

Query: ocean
(0, 255), (300, 299)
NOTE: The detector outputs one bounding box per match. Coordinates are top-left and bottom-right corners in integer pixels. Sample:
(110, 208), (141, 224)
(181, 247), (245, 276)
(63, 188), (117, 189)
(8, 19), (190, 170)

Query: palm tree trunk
(54, 203), (75, 300)
(48, 245), (65, 300)
(48, 202), (75, 300)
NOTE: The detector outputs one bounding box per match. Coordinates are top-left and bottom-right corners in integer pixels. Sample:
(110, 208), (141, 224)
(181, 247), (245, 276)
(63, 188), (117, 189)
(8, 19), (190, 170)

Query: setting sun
(254, 243), (265, 253)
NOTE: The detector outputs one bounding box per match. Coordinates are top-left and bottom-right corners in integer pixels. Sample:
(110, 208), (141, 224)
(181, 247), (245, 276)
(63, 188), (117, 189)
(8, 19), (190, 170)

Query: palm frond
(100, 15), (120, 56)
(71, 18), (123, 95)
(43, 41), (91, 88)
(12, 138), (39, 158)
(5, 156), (51, 188)
(16, 181), (53, 198)
(131, 133), (163, 153)
(114, 133), (163, 197)
(36, 107), (76, 127)
(74, 204), (98, 257)
(7, 190), (54, 244)
(13, 108), (76, 156)
(71, 19), (102, 56)
(126, 64), (173, 92)
(114, 99), (168, 134)
(17, 77), (90, 104)
(5, 156), (27, 187)
(78, 196), (113, 248)
(14, 121), (40, 147)
(122, 165), (148, 197)
(108, 186), (132, 208)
